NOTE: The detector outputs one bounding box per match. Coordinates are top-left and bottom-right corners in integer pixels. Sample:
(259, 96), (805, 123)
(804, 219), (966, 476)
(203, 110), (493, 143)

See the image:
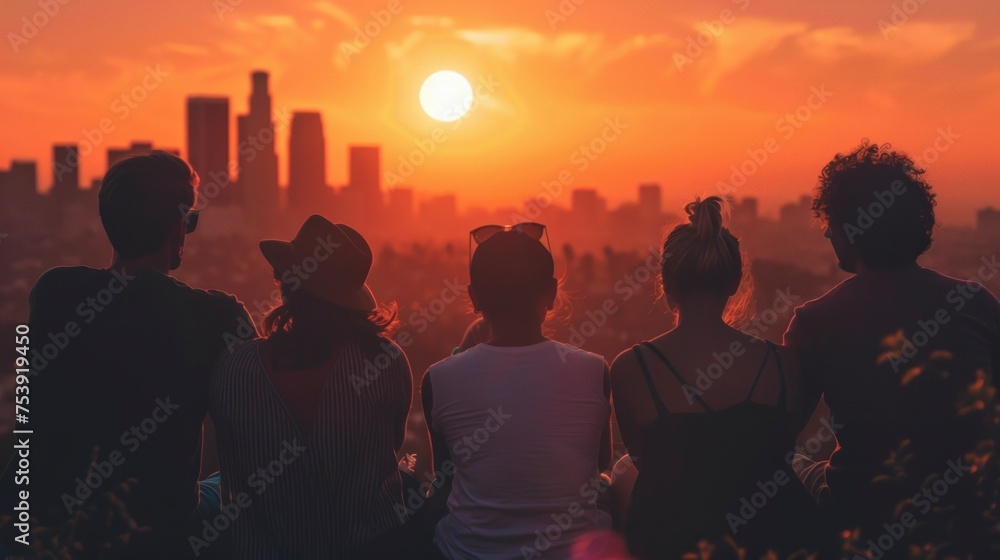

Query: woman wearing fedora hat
(208, 215), (413, 559)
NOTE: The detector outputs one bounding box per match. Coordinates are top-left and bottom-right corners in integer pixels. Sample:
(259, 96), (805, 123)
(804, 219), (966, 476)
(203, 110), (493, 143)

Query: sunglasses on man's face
(469, 222), (551, 261)
(183, 209), (200, 234)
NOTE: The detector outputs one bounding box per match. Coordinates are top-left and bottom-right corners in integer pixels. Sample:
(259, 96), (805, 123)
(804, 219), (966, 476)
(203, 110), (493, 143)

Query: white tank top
(429, 340), (612, 560)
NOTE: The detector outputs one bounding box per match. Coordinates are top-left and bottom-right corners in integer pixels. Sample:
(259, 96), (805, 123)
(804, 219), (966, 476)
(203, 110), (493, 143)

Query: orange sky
(1, 0), (998, 224)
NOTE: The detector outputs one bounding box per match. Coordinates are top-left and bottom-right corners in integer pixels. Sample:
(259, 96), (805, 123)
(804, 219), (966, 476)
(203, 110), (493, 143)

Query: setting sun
(419, 70), (474, 122)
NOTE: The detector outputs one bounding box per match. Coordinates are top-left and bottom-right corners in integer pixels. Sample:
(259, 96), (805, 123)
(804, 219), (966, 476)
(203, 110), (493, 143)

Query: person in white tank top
(421, 224), (613, 560)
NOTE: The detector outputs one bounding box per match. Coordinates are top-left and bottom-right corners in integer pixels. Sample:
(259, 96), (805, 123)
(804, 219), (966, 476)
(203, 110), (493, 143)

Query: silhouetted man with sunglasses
(2, 151), (254, 558)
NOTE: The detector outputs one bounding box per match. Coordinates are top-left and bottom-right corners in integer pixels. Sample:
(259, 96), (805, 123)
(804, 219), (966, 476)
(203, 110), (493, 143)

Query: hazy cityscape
(2, 69), (999, 475)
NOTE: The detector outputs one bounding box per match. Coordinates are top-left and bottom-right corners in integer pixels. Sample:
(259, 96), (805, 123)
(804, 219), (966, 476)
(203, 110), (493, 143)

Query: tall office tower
(287, 111), (328, 213)
(106, 142), (180, 169)
(237, 71), (279, 221)
(348, 145), (382, 212)
(51, 144), (80, 196)
(187, 97), (232, 204)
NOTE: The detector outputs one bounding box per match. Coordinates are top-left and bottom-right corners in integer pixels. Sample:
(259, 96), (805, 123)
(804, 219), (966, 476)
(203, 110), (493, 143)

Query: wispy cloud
(151, 43), (212, 57)
(256, 14), (297, 29)
(312, 1), (357, 29)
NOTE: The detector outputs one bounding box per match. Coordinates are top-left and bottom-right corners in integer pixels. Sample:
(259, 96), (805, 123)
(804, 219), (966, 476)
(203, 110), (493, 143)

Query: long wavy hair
(263, 282), (398, 369)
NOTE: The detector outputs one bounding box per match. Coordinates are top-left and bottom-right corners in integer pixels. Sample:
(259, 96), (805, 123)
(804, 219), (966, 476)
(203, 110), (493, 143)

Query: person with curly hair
(785, 141), (1000, 556)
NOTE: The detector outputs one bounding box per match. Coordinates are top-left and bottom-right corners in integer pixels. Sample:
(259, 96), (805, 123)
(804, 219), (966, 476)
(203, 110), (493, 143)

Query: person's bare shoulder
(609, 346), (644, 398)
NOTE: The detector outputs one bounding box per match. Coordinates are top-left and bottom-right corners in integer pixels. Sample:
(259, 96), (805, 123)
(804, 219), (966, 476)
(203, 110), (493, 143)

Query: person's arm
(776, 345), (807, 436)
(421, 372), (451, 476)
(420, 371), (453, 522)
(598, 361), (613, 472)
(396, 350), (413, 452)
(220, 294), (257, 353)
(783, 308), (823, 435)
(609, 352), (639, 470)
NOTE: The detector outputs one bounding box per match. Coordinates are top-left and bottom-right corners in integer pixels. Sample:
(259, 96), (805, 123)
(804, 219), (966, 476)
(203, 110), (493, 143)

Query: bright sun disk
(420, 70), (473, 122)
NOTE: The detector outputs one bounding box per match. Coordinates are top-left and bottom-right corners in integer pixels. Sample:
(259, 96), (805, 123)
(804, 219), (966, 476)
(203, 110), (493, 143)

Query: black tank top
(624, 341), (811, 559)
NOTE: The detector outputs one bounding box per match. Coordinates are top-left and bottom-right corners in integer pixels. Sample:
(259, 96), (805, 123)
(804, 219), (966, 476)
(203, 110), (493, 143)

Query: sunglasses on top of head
(469, 222), (550, 260)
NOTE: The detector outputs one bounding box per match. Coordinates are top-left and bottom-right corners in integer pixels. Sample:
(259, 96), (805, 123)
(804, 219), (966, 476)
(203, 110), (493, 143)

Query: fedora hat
(259, 215), (376, 311)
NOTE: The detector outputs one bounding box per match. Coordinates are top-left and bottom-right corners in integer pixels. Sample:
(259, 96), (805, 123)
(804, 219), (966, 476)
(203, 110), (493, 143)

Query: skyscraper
(187, 97), (232, 204)
(349, 146), (379, 191)
(287, 111), (327, 213)
(51, 144), (79, 196)
(237, 71), (279, 221)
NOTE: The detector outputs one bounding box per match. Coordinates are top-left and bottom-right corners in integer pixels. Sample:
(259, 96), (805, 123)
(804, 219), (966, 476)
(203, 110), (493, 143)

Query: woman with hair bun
(610, 197), (818, 559)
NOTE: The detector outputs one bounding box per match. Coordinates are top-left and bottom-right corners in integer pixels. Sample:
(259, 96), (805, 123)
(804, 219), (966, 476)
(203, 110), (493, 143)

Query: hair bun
(684, 196), (725, 241)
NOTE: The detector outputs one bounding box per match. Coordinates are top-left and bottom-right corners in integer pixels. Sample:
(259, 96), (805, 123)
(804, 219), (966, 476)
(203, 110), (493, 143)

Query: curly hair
(813, 140), (936, 268)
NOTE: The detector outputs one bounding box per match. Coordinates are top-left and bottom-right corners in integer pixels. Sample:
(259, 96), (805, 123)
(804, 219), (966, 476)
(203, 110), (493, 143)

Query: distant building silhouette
(342, 145), (382, 217)
(978, 206), (1000, 238)
(288, 111), (328, 215)
(1, 160), (37, 199)
(237, 71), (280, 222)
(731, 197), (759, 230)
(107, 142), (180, 169)
(51, 144), (79, 196)
(638, 183), (661, 213)
(187, 96), (232, 205)
(637, 183), (663, 229)
(0, 159), (37, 230)
(420, 194), (457, 224)
(572, 188), (606, 225)
(386, 187), (414, 225)
(779, 194), (812, 227)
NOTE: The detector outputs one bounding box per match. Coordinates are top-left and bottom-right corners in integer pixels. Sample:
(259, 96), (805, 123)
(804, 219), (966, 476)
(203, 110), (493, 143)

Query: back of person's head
(99, 151), (198, 259)
(470, 230), (556, 323)
(259, 216), (398, 368)
(814, 140), (936, 269)
(661, 196), (752, 324)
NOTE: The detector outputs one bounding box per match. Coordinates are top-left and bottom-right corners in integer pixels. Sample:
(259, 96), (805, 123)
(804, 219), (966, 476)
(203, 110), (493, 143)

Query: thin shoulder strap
(641, 342), (714, 413)
(632, 345), (670, 419)
(770, 341), (787, 408)
(746, 341), (775, 401)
